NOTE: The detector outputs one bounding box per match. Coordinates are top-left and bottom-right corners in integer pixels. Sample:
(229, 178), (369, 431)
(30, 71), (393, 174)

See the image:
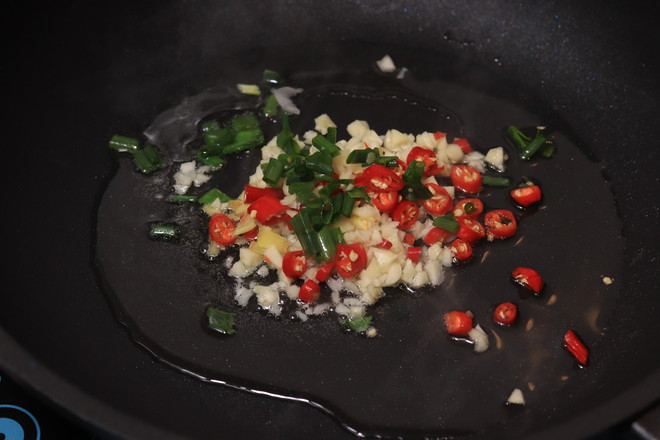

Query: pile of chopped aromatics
(188, 113), (507, 326)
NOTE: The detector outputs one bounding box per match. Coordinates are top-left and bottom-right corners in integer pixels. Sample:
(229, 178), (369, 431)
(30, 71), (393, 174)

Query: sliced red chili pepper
(404, 233), (415, 245)
(423, 227), (452, 246)
(406, 146), (443, 176)
(391, 158), (408, 176)
(282, 250), (307, 279)
(443, 310), (473, 336)
(421, 183), (453, 216)
(456, 217), (485, 244)
(433, 131), (447, 141)
(247, 195), (288, 226)
(493, 302), (518, 326)
(391, 200), (420, 230)
(451, 165), (483, 194)
(452, 138), (472, 153)
(453, 198), (484, 219)
(371, 191), (399, 213)
(511, 267), (544, 294)
(361, 164), (405, 193)
(510, 185), (543, 207)
(315, 262), (335, 282)
(243, 185), (284, 203)
(484, 209), (518, 240)
(299, 279), (321, 303)
(450, 239), (473, 262)
(335, 243), (368, 278)
(377, 239), (393, 250)
(564, 329), (589, 366)
(407, 246), (422, 263)
(209, 213), (237, 246)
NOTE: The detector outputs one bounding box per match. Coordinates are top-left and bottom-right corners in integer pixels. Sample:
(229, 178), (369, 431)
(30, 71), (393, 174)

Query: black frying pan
(2, 1), (659, 439)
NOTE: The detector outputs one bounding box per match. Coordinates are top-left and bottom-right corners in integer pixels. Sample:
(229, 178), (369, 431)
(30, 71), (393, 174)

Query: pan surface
(2, 1), (659, 439)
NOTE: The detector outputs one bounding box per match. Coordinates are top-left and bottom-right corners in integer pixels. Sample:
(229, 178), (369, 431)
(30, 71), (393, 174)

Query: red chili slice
(209, 213), (237, 246)
(451, 165), (483, 194)
(361, 164), (405, 193)
(444, 311), (473, 336)
(456, 217), (485, 244)
(452, 138), (472, 153)
(391, 200), (420, 230)
(314, 262), (335, 282)
(335, 243), (368, 278)
(406, 146), (443, 176)
(511, 267), (544, 294)
(247, 195), (288, 226)
(423, 227), (452, 246)
(421, 183), (453, 216)
(243, 185), (284, 203)
(282, 250), (307, 279)
(493, 302), (518, 326)
(510, 185), (543, 207)
(453, 198), (484, 219)
(371, 191), (399, 213)
(564, 329), (589, 366)
(433, 131), (447, 141)
(484, 209), (518, 240)
(391, 158), (408, 176)
(407, 246), (422, 263)
(377, 239), (393, 249)
(450, 239), (473, 262)
(241, 226), (259, 241)
(299, 279), (321, 303)
(404, 233), (415, 245)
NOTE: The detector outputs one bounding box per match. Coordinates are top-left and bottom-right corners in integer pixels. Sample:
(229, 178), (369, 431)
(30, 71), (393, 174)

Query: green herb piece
(326, 126), (337, 144)
(196, 150), (227, 167)
(519, 132), (548, 160)
(402, 160), (432, 200)
(346, 148), (373, 164)
(312, 134), (341, 157)
(276, 112), (301, 155)
(231, 113), (260, 132)
(262, 69), (284, 84)
(539, 142), (556, 158)
(463, 201), (477, 215)
(132, 144), (164, 173)
(339, 192), (356, 218)
(346, 186), (371, 203)
(263, 157), (285, 187)
(262, 94), (279, 118)
(109, 134), (140, 152)
(482, 176), (512, 187)
(432, 213), (460, 234)
(222, 128), (265, 155)
(305, 151), (334, 175)
(374, 156), (399, 167)
(168, 194), (197, 203)
(505, 126), (532, 150)
(149, 224), (179, 240)
(317, 225), (338, 261)
(342, 316), (373, 333)
(198, 188), (233, 204)
(206, 306), (235, 335)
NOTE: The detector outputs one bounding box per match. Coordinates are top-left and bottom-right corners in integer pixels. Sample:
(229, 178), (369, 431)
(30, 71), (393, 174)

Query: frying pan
(3, 0), (659, 439)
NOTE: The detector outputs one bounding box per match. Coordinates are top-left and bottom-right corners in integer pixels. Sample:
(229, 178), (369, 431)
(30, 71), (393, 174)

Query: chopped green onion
(339, 192), (355, 218)
(262, 69), (283, 84)
(149, 224), (179, 240)
(196, 150), (226, 167)
(276, 113), (301, 155)
(432, 213), (460, 234)
(290, 210), (321, 257)
(463, 201), (477, 215)
(263, 157), (284, 187)
(402, 160), (432, 200)
(346, 186), (371, 203)
(482, 176), (512, 187)
(231, 113), (260, 131)
(132, 144), (164, 173)
(330, 226), (345, 245)
(374, 156), (399, 167)
(203, 126), (235, 152)
(539, 142), (556, 158)
(312, 135), (341, 157)
(198, 188), (232, 204)
(341, 315), (373, 333)
(222, 128), (265, 155)
(305, 151), (334, 175)
(326, 126), (337, 144)
(262, 94), (279, 118)
(505, 125), (532, 150)
(109, 135), (140, 152)
(317, 225), (338, 261)
(519, 133), (547, 160)
(168, 194), (197, 203)
(346, 148), (372, 164)
(206, 306), (235, 335)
